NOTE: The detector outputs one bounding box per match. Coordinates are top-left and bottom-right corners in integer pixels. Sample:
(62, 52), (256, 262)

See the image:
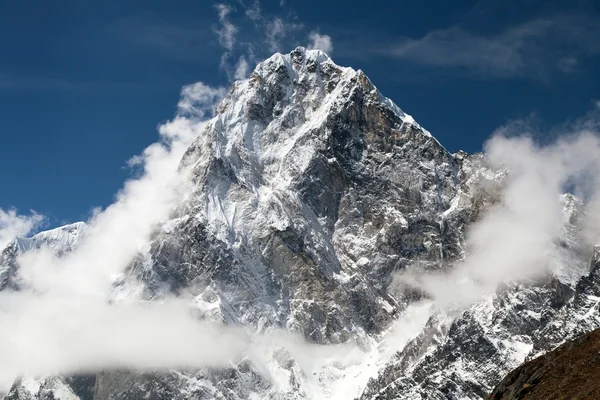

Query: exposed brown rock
(488, 328), (600, 400)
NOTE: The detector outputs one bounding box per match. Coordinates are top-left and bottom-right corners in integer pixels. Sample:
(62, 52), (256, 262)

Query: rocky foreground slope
(2, 48), (600, 399)
(488, 328), (600, 400)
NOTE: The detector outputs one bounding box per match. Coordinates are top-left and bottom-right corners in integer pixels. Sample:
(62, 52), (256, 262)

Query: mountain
(487, 328), (600, 399)
(2, 48), (600, 399)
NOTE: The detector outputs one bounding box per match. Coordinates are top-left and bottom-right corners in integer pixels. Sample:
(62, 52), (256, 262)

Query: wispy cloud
(244, 0), (261, 21)
(382, 14), (600, 80)
(214, 4), (237, 51)
(213, 0), (304, 80)
(234, 56), (250, 80)
(266, 18), (287, 52)
(111, 17), (211, 60)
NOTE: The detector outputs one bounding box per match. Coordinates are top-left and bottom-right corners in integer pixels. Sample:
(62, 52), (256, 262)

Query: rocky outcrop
(487, 328), (600, 400)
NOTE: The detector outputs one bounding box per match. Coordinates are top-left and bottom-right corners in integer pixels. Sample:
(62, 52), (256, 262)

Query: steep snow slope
(3, 48), (600, 400)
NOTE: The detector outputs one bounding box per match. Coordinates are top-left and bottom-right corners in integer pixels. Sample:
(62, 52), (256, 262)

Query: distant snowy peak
(0, 222), (87, 291)
(11, 221), (86, 254)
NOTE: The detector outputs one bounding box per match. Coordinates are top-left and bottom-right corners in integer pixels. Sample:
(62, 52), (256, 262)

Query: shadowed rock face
(2, 49), (600, 400)
(487, 328), (600, 400)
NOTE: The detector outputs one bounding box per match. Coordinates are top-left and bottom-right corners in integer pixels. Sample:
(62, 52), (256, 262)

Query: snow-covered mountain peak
(0, 222), (87, 292)
(11, 221), (86, 254)
(181, 47), (458, 250)
(214, 47), (421, 141)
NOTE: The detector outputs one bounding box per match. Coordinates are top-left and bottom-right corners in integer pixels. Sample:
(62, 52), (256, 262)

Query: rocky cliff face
(2, 48), (599, 400)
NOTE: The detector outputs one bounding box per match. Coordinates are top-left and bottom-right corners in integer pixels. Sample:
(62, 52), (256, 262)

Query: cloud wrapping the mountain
(0, 82), (252, 390)
(394, 104), (600, 309)
(0, 2), (344, 390)
(0, 209), (43, 250)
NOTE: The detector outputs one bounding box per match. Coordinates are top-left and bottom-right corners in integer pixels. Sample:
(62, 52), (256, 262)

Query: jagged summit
(181, 46), (459, 252)
(224, 46), (422, 132)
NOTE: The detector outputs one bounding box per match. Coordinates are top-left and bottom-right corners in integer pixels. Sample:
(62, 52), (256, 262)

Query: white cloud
(0, 209), (43, 250)
(245, 0), (261, 21)
(214, 4), (237, 51)
(234, 56), (250, 80)
(394, 106), (600, 310)
(16, 82), (224, 297)
(266, 18), (287, 52)
(0, 295), (248, 385)
(0, 82), (239, 390)
(177, 82), (227, 117)
(308, 32), (333, 54)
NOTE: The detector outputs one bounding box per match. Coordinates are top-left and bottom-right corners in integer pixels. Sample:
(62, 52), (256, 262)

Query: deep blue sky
(1, 0), (599, 226)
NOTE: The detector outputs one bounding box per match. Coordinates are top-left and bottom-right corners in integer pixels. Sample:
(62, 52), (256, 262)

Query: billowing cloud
(394, 103), (600, 309)
(0, 296), (249, 385)
(0, 209), (43, 250)
(308, 31), (333, 54)
(0, 82), (238, 390)
(177, 82), (227, 117)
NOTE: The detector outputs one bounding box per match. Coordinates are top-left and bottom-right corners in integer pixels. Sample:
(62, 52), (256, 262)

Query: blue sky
(1, 0), (599, 227)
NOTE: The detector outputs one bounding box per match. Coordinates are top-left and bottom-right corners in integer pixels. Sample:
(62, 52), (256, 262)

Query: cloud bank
(0, 82), (245, 390)
(395, 103), (600, 309)
(0, 209), (43, 250)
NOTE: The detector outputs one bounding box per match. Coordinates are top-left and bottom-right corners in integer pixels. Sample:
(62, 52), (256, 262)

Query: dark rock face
(2, 49), (599, 400)
(0, 242), (21, 291)
(488, 328), (600, 400)
(4, 376), (95, 400)
(360, 241), (597, 400)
